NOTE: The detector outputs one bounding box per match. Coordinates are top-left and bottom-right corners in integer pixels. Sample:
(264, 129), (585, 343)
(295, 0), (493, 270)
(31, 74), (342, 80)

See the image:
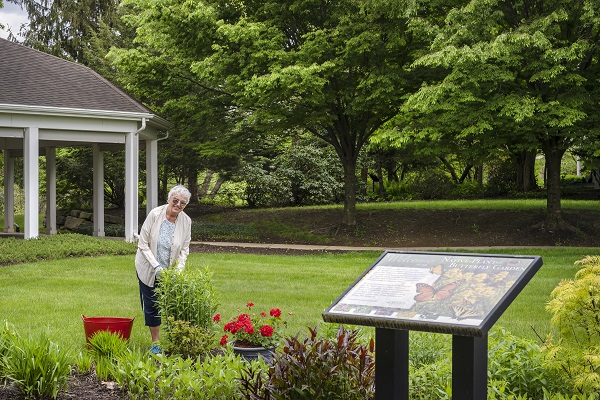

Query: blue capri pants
(138, 275), (161, 327)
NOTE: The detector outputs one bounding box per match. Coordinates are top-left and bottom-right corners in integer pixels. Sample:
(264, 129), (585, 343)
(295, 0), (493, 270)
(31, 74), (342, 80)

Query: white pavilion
(0, 38), (171, 242)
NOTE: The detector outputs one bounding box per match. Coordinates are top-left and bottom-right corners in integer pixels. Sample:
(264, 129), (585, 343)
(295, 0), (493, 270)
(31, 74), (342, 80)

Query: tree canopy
(110, 0), (429, 225)
(7, 0), (600, 229)
(405, 0), (600, 227)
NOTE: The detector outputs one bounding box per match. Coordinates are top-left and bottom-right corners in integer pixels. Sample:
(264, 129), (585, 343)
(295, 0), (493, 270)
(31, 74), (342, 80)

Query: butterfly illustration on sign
(413, 281), (461, 302)
(429, 264), (443, 275)
(450, 306), (480, 321)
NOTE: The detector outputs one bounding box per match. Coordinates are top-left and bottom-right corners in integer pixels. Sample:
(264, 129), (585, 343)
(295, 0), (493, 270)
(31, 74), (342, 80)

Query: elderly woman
(135, 184), (192, 354)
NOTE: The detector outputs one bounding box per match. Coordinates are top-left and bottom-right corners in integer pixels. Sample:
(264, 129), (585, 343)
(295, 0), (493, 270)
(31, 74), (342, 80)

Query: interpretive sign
(323, 250), (542, 337)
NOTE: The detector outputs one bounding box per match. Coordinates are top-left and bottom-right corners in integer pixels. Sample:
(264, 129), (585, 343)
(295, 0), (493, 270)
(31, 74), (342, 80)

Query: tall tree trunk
(522, 151), (536, 191)
(187, 170), (198, 204)
(384, 158), (399, 183)
(516, 150), (537, 191)
(540, 136), (568, 229)
(439, 157), (459, 183)
(458, 164), (474, 184)
(199, 171), (214, 200)
(159, 166), (168, 202)
(475, 164), (483, 188)
(208, 177), (224, 200)
(360, 166), (368, 197)
(342, 156), (358, 226)
(376, 163), (386, 199)
(322, 116), (369, 227)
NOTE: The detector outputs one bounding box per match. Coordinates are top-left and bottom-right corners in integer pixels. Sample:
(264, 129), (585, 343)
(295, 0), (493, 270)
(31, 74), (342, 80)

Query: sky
(0, 1), (28, 40)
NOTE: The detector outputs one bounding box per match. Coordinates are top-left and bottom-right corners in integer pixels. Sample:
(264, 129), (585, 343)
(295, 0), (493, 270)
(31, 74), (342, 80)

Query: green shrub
(242, 162), (293, 207)
(511, 189), (546, 199)
(238, 325), (375, 399)
(240, 141), (344, 207)
(408, 169), (454, 200)
(1, 333), (72, 399)
(156, 265), (219, 332)
(111, 349), (157, 400)
(560, 174), (586, 185)
(164, 317), (215, 359)
(544, 256), (600, 397)
(389, 327), (574, 399)
(385, 180), (413, 200)
(485, 157), (518, 197)
(275, 142), (344, 206)
(0, 321), (19, 378)
(409, 359), (452, 400)
(64, 221), (125, 237)
(409, 331), (450, 368)
(113, 349), (246, 399)
(450, 181), (485, 199)
(87, 330), (129, 381)
(104, 223), (126, 237)
(0, 233), (136, 266)
(488, 327), (565, 398)
(540, 389), (599, 400)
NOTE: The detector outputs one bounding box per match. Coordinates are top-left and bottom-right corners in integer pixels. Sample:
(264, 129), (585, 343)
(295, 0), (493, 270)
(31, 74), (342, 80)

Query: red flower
(270, 308), (282, 318)
(238, 313), (251, 322)
(224, 321), (243, 334)
(217, 303), (286, 348)
(220, 335), (228, 346)
(260, 325), (274, 337)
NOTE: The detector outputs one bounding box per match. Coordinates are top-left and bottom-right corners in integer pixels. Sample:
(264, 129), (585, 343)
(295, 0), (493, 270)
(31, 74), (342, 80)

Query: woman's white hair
(168, 185), (192, 202)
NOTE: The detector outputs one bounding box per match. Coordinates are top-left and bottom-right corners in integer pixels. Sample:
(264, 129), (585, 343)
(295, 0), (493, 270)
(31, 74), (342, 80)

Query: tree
(111, 0), (426, 226)
(10, 0), (121, 63)
(6, 0), (154, 207)
(405, 0), (600, 229)
(241, 137), (344, 207)
(55, 147), (130, 209)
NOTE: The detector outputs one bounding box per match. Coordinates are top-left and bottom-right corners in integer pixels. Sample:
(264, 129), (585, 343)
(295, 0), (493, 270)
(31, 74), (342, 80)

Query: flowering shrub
(238, 325), (376, 399)
(214, 303), (285, 348)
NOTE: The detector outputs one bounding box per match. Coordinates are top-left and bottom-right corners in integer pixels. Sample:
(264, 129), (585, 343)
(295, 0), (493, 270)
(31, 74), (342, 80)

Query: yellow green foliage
(544, 256), (600, 396)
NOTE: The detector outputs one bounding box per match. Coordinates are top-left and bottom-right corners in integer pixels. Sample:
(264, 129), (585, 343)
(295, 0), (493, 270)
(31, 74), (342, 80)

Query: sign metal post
(375, 328), (409, 399)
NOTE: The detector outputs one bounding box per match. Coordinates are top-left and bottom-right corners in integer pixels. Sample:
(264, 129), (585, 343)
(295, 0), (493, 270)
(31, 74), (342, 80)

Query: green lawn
(263, 198), (600, 212)
(0, 247), (597, 353)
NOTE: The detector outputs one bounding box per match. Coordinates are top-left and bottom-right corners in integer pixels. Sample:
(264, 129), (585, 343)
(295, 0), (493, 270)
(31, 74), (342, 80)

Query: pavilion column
(125, 131), (139, 242)
(45, 147), (57, 235)
(24, 127), (39, 239)
(146, 138), (158, 214)
(3, 149), (15, 233)
(92, 144), (105, 237)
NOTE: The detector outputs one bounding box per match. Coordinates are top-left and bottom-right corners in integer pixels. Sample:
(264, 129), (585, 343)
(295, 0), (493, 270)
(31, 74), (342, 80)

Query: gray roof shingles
(0, 38), (151, 114)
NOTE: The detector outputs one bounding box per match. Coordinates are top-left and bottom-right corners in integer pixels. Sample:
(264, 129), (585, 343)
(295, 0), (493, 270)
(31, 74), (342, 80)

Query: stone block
(63, 216), (85, 229)
(105, 214), (125, 225)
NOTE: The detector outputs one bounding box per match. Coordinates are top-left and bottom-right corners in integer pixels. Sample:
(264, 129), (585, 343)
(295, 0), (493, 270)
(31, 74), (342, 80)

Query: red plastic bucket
(81, 314), (135, 344)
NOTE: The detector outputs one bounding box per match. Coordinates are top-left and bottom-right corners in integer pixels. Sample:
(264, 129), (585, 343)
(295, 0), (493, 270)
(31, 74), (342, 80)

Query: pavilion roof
(0, 38), (151, 114)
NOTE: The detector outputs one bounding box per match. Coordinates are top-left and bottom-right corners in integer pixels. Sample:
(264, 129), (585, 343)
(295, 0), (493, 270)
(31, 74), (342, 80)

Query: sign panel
(322, 251), (542, 336)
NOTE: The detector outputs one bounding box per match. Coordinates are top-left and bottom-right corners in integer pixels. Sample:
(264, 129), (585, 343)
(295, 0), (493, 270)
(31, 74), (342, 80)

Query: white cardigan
(135, 204), (192, 287)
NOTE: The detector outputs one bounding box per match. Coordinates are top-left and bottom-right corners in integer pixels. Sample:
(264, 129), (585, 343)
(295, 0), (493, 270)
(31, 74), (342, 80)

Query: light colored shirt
(157, 219), (175, 268)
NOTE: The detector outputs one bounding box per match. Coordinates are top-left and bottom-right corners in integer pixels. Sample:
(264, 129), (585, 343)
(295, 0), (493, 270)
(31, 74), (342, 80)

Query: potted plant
(214, 302), (286, 362)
